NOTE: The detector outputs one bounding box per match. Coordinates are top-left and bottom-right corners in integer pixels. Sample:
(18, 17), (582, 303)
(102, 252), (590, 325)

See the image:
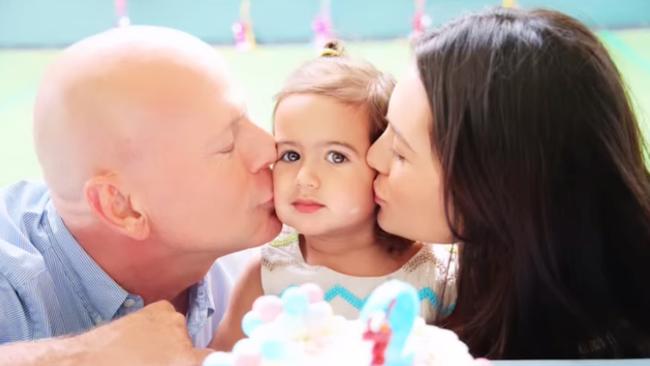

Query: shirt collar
(44, 200), (129, 321)
(44, 199), (216, 326)
(186, 274), (216, 338)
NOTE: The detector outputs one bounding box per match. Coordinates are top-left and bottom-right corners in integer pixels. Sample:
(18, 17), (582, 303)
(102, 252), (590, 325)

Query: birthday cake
(203, 280), (486, 366)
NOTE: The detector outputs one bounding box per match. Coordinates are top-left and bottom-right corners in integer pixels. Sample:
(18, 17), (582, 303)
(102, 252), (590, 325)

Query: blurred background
(0, 0), (649, 185)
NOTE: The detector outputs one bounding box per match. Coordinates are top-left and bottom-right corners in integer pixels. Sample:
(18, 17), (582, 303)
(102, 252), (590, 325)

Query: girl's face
(273, 94), (377, 237)
(367, 71), (454, 244)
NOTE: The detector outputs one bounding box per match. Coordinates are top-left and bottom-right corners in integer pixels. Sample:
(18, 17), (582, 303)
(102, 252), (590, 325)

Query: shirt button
(124, 298), (136, 308)
(93, 315), (103, 324)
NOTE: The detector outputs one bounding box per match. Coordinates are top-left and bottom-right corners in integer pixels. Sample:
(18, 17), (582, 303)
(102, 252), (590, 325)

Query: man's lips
(260, 197), (274, 210)
(292, 199), (325, 214)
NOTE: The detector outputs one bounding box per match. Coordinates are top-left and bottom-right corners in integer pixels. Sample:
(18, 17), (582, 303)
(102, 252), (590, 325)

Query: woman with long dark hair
(368, 7), (650, 359)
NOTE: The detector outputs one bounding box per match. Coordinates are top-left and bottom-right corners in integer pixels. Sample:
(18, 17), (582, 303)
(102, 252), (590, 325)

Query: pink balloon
(300, 283), (324, 303)
(234, 353), (262, 366)
(252, 295), (283, 322)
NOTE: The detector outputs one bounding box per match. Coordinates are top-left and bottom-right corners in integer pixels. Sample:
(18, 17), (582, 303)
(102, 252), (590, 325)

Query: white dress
(260, 226), (459, 322)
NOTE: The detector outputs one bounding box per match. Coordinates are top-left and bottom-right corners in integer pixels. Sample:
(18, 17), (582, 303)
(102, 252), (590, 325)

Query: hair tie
(320, 41), (344, 57)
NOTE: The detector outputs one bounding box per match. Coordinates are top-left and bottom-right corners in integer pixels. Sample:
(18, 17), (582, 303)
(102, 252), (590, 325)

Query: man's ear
(84, 175), (150, 241)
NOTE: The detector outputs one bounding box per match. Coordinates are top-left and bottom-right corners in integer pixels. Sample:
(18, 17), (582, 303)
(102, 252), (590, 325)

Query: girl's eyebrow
(320, 141), (359, 155)
(276, 140), (360, 157)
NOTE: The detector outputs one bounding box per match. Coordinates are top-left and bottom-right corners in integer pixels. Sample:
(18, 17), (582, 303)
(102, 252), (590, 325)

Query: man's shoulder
(0, 233), (59, 342)
(0, 181), (51, 288)
(0, 180), (49, 201)
(0, 180), (50, 228)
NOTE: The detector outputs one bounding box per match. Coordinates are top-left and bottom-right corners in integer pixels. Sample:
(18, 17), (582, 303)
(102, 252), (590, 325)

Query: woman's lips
(373, 183), (386, 205)
(374, 194), (386, 205)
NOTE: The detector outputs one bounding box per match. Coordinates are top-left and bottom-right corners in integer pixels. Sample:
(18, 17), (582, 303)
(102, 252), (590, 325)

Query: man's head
(34, 26), (281, 256)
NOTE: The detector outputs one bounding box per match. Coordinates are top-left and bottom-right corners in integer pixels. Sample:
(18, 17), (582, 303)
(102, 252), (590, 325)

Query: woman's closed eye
(391, 142), (406, 162)
(393, 149), (405, 162)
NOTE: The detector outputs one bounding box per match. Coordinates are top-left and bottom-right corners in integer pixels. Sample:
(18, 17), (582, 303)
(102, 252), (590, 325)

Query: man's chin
(259, 214), (283, 243)
(245, 214), (282, 247)
(214, 217), (282, 257)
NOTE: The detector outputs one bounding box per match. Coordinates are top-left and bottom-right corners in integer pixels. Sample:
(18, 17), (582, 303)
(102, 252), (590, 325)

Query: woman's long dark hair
(415, 7), (650, 359)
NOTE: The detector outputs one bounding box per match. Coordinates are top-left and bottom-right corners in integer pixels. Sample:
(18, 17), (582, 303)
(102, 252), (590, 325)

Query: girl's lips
(292, 200), (325, 213)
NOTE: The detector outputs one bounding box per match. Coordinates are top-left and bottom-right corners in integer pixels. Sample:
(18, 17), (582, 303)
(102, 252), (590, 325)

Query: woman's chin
(376, 208), (398, 235)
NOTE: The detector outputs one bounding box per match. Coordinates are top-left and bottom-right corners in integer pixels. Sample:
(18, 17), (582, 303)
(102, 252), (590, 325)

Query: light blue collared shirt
(0, 181), (234, 347)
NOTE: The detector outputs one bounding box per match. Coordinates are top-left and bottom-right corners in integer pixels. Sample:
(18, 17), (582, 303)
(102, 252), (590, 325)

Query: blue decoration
(281, 286), (309, 316)
(241, 311), (262, 336)
(260, 339), (286, 360)
(360, 280), (419, 366)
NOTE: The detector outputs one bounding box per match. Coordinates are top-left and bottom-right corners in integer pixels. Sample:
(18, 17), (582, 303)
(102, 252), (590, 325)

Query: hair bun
(320, 40), (345, 57)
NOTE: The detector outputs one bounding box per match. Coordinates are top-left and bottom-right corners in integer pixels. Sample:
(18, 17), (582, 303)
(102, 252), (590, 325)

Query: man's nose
(242, 121), (276, 173)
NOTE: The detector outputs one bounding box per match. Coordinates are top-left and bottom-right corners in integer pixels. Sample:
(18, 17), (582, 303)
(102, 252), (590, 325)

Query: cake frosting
(203, 280), (488, 366)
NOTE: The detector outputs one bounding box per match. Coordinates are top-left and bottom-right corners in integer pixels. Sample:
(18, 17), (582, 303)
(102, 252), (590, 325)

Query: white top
(260, 226), (458, 322)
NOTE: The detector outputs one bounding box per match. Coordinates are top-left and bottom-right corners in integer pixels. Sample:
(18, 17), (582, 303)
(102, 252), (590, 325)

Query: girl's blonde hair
(274, 41), (395, 142)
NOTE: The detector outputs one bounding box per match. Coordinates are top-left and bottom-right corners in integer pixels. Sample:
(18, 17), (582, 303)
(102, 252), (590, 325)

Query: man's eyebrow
(215, 109), (246, 137)
(229, 109), (247, 128)
(206, 110), (246, 151)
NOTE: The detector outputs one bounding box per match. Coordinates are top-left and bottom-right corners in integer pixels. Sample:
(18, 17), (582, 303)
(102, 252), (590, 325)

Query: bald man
(0, 26), (280, 363)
